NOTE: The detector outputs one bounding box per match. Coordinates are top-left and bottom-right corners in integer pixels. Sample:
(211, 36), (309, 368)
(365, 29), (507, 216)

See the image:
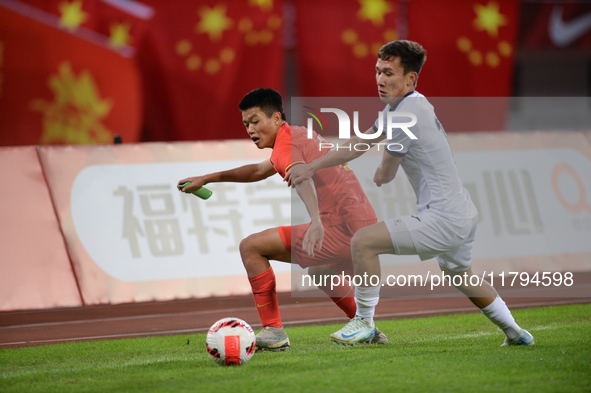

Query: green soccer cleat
(371, 327), (388, 344)
(255, 326), (290, 352)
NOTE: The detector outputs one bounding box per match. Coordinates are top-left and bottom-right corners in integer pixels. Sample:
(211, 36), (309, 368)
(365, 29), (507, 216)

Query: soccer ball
(206, 317), (256, 366)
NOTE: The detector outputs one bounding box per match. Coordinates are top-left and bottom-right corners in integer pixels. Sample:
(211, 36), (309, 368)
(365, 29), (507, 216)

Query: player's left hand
(302, 220), (324, 257)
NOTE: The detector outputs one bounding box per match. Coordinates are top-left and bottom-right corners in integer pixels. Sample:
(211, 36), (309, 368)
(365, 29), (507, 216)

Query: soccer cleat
(371, 327), (388, 344)
(255, 326), (290, 352)
(330, 317), (376, 345)
(501, 329), (535, 346)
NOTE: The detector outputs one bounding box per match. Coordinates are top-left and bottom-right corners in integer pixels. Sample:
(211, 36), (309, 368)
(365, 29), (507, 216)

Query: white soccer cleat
(501, 329), (535, 346)
(330, 317), (376, 345)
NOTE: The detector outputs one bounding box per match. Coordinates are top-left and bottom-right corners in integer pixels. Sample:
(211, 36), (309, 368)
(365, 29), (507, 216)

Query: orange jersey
(270, 123), (376, 226)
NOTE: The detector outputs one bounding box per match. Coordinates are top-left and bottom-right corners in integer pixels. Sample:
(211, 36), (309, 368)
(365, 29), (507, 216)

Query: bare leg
(239, 228), (291, 278)
(348, 222), (397, 322)
(439, 266), (497, 309)
(239, 228), (291, 329)
(440, 265), (525, 341)
(350, 222), (397, 281)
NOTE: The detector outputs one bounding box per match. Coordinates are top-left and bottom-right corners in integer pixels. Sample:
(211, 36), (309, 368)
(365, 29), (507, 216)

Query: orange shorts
(278, 219), (378, 275)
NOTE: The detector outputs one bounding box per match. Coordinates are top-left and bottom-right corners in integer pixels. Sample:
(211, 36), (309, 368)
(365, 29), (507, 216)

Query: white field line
(1, 355), (196, 379)
(405, 321), (591, 343)
(1, 298), (589, 347)
(0, 301), (338, 330)
(3, 290), (589, 332)
(3, 321), (590, 380)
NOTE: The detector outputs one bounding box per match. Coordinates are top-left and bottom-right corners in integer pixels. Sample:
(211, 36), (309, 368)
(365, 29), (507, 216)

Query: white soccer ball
(206, 317), (256, 366)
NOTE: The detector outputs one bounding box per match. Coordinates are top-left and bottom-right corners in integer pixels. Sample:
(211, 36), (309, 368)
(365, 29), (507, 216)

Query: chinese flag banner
(0, 0), (144, 146)
(408, 0), (520, 97)
(519, 3), (591, 48)
(16, 0), (153, 49)
(295, 0), (400, 97)
(137, 0), (284, 142)
(94, 0), (154, 49)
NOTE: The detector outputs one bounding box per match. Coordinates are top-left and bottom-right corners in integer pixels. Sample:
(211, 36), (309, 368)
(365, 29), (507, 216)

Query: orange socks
(249, 268), (357, 326)
(318, 283), (357, 319)
(248, 268), (282, 328)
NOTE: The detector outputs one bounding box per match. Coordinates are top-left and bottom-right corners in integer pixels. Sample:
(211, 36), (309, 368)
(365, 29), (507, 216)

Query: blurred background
(0, 0), (590, 147)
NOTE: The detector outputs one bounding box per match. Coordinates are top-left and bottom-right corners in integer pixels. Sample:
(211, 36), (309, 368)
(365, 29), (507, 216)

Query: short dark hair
(239, 87), (286, 121)
(378, 40), (427, 75)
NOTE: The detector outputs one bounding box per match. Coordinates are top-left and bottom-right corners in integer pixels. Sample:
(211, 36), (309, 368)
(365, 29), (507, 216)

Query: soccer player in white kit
(286, 40), (534, 346)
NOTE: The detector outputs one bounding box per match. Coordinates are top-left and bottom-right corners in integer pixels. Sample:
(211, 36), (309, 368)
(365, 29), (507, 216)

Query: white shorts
(384, 209), (478, 272)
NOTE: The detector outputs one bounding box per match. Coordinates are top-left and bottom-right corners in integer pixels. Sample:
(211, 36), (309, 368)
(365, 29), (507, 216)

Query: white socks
(480, 296), (521, 339)
(354, 286), (381, 325)
(356, 287), (521, 339)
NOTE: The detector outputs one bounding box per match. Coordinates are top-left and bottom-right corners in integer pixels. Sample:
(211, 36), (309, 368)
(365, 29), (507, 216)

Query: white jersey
(373, 91), (477, 219)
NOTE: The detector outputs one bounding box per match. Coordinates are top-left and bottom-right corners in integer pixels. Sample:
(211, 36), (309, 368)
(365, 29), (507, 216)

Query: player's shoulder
(289, 124), (309, 138)
(277, 123), (313, 141)
(400, 91), (434, 118)
(288, 124), (318, 147)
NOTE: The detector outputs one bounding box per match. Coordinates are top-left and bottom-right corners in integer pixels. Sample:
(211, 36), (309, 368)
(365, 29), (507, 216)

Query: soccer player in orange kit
(178, 87), (385, 351)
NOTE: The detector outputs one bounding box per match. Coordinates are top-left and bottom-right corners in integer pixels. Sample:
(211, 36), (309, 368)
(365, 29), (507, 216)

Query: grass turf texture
(1, 303), (590, 392)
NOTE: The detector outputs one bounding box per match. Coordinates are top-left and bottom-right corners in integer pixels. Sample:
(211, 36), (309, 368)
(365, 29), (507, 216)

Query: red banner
(519, 3), (591, 48)
(408, 0), (519, 97)
(0, 0), (144, 146)
(17, 0), (152, 49)
(137, 0), (284, 142)
(295, 0), (400, 97)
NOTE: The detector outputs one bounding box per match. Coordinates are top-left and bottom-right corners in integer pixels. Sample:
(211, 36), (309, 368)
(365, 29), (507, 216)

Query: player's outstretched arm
(286, 126), (386, 186)
(374, 151), (404, 187)
(294, 176), (324, 257)
(178, 159), (276, 193)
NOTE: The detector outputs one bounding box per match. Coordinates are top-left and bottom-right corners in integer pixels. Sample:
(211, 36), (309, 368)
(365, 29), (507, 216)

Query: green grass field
(1, 303), (590, 392)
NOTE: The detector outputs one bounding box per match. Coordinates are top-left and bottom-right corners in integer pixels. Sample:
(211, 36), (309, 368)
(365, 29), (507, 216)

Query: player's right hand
(285, 163), (313, 187)
(177, 176), (206, 193)
(373, 164), (396, 187)
(302, 220), (324, 257)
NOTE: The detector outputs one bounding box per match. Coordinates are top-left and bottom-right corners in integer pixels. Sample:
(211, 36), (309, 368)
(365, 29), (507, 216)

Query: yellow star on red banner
(178, 2), (280, 74)
(341, 0), (397, 59)
(456, 1), (512, 68)
(249, 0), (273, 12)
(473, 1), (507, 38)
(109, 22), (132, 48)
(58, 0), (88, 31)
(196, 4), (233, 41)
(31, 62), (113, 144)
(357, 0), (394, 27)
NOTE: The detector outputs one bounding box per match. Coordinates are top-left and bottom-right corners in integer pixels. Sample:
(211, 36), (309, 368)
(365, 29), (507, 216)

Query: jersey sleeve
(272, 128), (306, 178)
(289, 133), (306, 169)
(271, 136), (291, 178)
(386, 116), (418, 157)
(373, 109), (417, 157)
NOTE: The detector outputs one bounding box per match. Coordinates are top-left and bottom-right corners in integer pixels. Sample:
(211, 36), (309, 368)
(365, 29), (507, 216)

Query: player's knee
(307, 265), (332, 282)
(351, 228), (371, 259)
(307, 265), (321, 277)
(239, 234), (259, 260)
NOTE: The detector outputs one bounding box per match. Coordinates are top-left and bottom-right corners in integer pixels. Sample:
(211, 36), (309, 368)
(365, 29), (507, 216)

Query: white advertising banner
(345, 147), (591, 260)
(39, 132), (591, 304)
(71, 160), (292, 282)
